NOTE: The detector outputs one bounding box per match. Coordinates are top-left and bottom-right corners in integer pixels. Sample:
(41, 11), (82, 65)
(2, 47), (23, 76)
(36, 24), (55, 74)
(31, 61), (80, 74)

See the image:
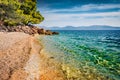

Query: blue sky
(37, 0), (120, 27)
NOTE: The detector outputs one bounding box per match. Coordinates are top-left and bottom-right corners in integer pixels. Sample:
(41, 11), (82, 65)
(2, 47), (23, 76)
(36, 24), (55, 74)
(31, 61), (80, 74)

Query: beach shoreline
(0, 32), (64, 80)
(0, 31), (119, 80)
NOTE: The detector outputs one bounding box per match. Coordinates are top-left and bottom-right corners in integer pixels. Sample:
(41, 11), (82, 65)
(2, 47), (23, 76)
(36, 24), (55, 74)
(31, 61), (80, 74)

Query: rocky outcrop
(0, 25), (59, 35)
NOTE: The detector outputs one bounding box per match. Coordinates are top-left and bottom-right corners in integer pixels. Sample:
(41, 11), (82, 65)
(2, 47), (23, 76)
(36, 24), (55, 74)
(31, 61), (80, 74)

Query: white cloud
(39, 11), (120, 27)
(77, 4), (120, 11)
(40, 4), (120, 13)
(38, 4), (120, 27)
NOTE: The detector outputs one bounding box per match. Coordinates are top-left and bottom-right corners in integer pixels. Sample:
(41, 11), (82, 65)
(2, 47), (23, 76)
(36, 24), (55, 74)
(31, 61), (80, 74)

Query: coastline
(0, 32), (64, 80)
(35, 35), (66, 80)
(0, 31), (119, 80)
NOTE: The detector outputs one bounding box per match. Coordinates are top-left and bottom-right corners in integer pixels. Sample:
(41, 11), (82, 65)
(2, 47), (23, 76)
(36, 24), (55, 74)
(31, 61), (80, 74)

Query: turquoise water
(39, 30), (120, 80)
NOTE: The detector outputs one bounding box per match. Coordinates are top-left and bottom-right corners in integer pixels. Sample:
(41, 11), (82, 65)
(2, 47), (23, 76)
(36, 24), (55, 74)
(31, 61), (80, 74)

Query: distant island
(41, 25), (120, 30)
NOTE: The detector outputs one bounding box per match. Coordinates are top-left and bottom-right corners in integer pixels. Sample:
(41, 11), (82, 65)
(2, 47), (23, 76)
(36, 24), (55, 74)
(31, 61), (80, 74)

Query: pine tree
(0, 0), (44, 26)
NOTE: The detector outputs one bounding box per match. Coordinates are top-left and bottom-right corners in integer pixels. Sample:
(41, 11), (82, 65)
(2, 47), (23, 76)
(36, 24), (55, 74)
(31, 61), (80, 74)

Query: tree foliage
(0, 0), (44, 26)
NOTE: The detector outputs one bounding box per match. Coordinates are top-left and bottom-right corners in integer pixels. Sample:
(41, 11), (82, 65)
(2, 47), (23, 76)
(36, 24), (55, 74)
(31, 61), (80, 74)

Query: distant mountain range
(40, 25), (120, 30)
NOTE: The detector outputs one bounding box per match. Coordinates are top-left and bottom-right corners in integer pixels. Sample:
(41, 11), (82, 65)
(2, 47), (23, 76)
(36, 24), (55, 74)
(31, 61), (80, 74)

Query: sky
(37, 0), (120, 27)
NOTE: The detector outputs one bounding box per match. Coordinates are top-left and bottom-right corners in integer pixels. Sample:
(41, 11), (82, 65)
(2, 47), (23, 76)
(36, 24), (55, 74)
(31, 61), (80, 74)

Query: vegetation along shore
(0, 0), (60, 80)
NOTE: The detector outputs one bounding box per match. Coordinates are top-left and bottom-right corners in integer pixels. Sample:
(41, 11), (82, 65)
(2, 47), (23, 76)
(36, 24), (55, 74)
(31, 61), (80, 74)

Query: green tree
(0, 0), (44, 26)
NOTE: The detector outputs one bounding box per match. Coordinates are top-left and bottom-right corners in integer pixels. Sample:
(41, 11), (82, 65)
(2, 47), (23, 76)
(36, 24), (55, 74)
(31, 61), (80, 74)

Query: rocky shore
(0, 25), (59, 35)
(0, 22), (64, 80)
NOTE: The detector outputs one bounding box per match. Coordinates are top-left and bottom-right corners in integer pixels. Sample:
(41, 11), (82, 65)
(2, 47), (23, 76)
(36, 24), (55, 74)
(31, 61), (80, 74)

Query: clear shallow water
(39, 30), (120, 80)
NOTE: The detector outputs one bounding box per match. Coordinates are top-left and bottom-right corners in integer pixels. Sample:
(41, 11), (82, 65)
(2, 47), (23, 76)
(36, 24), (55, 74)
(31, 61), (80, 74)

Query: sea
(38, 30), (120, 80)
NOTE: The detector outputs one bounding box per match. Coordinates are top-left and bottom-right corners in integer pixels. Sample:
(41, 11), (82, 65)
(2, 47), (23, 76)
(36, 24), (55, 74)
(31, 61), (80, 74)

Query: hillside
(42, 25), (120, 30)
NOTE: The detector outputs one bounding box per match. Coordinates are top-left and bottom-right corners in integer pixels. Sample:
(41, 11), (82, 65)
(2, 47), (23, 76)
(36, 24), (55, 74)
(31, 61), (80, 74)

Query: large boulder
(45, 30), (53, 35)
(37, 28), (45, 34)
(52, 32), (59, 35)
